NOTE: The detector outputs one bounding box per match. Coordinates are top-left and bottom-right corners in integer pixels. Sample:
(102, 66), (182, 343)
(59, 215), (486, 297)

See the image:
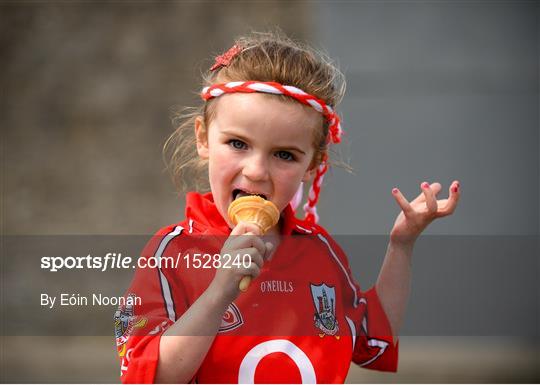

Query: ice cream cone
(228, 195), (279, 234)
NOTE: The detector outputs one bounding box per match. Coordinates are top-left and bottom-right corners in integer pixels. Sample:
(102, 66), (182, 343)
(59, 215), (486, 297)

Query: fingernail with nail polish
(392, 188), (398, 194)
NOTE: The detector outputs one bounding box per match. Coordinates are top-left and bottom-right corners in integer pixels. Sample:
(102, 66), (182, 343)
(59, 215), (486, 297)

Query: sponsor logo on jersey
(114, 293), (147, 357)
(260, 280), (294, 293)
(310, 283), (340, 338)
(219, 302), (244, 332)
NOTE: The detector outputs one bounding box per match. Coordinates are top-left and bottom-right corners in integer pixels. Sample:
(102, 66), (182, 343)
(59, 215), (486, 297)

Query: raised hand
(389, 181), (460, 246)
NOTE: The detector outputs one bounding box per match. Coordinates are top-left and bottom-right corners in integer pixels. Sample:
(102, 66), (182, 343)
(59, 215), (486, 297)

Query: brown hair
(164, 30), (346, 193)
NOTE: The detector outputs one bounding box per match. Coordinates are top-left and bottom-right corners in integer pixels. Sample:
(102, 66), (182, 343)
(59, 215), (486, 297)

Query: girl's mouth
(232, 189), (268, 201)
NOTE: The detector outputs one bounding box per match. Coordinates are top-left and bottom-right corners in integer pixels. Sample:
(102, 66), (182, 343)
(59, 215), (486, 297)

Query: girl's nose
(242, 154), (269, 181)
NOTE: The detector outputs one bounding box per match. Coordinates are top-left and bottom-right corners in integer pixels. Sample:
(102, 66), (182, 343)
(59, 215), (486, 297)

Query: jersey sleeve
(312, 227), (399, 372)
(115, 225), (189, 384)
(352, 286), (399, 372)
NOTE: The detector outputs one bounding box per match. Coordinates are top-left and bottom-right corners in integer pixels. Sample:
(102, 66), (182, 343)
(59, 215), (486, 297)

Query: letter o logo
(238, 339), (316, 383)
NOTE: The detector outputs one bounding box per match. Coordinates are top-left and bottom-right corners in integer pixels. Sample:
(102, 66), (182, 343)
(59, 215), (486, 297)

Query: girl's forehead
(213, 93), (322, 131)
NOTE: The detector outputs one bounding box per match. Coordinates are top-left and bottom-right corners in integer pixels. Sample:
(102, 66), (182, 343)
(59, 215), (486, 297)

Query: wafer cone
(228, 196), (279, 234)
(227, 196), (279, 291)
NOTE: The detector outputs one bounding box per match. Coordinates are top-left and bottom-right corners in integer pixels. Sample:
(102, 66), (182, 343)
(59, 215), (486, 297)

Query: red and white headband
(201, 48), (343, 224)
(201, 81), (343, 145)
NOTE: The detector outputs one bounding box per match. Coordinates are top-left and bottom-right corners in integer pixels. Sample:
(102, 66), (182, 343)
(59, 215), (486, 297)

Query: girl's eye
(276, 150), (294, 161)
(228, 139), (247, 150)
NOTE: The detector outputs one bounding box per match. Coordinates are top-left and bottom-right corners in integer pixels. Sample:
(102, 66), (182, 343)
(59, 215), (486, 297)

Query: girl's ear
(195, 116), (209, 159)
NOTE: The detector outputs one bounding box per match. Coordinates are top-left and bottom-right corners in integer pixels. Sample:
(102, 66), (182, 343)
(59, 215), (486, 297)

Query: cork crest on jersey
(114, 293), (147, 357)
(310, 283), (340, 338)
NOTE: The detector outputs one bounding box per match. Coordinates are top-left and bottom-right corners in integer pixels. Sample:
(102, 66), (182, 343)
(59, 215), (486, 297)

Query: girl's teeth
(233, 189), (267, 200)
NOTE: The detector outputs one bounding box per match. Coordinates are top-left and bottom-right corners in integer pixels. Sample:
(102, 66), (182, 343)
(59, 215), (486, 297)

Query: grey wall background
(1, 1), (538, 383)
(315, 1), (538, 236)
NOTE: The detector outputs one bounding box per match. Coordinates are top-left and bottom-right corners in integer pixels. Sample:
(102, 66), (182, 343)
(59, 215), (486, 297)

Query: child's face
(196, 93), (322, 230)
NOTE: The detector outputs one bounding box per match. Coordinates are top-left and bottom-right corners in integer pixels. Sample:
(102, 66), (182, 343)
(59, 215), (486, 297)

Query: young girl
(115, 31), (460, 383)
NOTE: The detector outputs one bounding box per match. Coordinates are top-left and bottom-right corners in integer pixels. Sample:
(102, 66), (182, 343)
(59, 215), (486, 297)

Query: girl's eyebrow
(220, 129), (250, 142)
(220, 129), (307, 155)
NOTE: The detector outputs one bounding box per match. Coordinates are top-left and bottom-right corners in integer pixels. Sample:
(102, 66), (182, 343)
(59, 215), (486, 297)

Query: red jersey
(115, 192), (398, 383)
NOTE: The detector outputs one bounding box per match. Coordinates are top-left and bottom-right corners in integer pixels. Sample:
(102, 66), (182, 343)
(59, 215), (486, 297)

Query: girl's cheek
(273, 166), (305, 188)
(212, 145), (234, 161)
(275, 158), (307, 175)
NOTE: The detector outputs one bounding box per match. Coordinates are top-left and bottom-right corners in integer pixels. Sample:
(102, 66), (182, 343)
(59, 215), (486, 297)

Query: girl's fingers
(264, 242), (274, 261)
(226, 221), (267, 255)
(411, 182), (442, 204)
(226, 234), (266, 256)
(245, 263), (261, 279)
(421, 182), (438, 215)
(235, 247), (264, 269)
(241, 234), (267, 257)
(230, 221), (262, 236)
(391, 187), (414, 217)
(392, 181), (460, 220)
(437, 180), (460, 216)
(427, 182), (442, 198)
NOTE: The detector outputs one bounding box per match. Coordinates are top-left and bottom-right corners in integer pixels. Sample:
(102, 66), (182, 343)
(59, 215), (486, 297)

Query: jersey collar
(185, 192), (309, 236)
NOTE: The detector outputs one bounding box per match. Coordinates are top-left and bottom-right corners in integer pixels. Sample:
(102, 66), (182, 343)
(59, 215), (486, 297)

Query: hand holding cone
(227, 196), (279, 291)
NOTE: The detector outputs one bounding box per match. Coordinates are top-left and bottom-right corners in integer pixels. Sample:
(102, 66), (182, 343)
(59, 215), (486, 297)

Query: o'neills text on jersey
(260, 280), (294, 293)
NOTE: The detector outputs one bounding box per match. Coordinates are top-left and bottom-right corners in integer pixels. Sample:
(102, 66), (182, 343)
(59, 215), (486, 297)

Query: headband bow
(210, 44), (243, 71)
